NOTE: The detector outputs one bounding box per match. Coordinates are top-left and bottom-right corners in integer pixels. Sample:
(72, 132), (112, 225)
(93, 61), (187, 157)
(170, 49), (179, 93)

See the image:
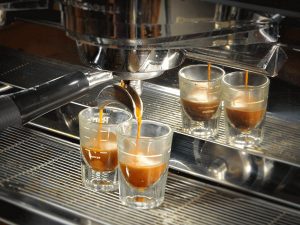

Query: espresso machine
(0, 0), (299, 224)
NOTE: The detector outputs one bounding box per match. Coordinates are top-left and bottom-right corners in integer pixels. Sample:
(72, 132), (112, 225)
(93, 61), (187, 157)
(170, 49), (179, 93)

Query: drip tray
(0, 127), (299, 225)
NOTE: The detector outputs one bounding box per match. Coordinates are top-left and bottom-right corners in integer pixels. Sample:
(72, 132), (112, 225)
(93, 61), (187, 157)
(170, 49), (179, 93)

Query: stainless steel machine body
(62, 0), (285, 79)
(0, 0), (299, 224)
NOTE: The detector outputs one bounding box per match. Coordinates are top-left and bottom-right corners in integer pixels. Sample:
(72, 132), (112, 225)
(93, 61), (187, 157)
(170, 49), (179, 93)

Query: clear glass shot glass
(179, 64), (225, 138)
(222, 71), (270, 148)
(117, 120), (173, 209)
(79, 106), (132, 192)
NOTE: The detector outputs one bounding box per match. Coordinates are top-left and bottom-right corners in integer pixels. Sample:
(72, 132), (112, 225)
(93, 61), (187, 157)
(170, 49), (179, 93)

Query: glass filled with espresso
(117, 120), (173, 209)
(79, 106), (132, 192)
(179, 64), (225, 138)
(222, 71), (269, 148)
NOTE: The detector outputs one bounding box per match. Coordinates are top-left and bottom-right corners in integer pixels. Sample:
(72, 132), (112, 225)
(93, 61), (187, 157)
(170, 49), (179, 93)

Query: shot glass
(179, 64), (225, 138)
(222, 71), (270, 148)
(79, 106), (132, 192)
(117, 120), (173, 209)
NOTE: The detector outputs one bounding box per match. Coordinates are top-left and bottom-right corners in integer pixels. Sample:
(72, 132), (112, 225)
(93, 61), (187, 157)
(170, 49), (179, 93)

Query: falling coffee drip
(122, 82), (166, 189)
(245, 70), (249, 89)
(95, 81), (167, 189)
(208, 62), (211, 81)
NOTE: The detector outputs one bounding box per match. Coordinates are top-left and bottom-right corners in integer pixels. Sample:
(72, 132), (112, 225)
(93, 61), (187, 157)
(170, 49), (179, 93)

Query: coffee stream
(245, 70), (249, 89)
(93, 81), (166, 190)
(207, 62), (211, 81)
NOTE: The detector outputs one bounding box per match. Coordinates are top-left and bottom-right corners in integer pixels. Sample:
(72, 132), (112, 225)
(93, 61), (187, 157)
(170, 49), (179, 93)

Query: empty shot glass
(222, 71), (270, 148)
(179, 64), (225, 138)
(79, 106), (132, 192)
(117, 120), (173, 209)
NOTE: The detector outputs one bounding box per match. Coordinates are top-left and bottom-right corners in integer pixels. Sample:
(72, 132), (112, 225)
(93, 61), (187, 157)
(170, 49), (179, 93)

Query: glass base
(82, 164), (118, 192)
(189, 127), (218, 139)
(181, 109), (220, 139)
(120, 195), (164, 209)
(228, 133), (262, 149)
(83, 178), (118, 192)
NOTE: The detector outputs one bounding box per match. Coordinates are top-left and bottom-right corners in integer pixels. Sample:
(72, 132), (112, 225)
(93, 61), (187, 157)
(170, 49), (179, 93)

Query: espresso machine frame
(0, 0), (299, 224)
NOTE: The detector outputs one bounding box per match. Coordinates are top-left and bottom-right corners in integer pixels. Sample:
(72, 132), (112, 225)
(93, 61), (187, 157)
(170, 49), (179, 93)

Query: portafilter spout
(96, 82), (143, 120)
(0, 70), (113, 131)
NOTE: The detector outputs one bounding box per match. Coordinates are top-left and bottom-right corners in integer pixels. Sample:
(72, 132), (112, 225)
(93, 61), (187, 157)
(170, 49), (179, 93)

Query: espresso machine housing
(0, 0), (299, 224)
(63, 0), (286, 79)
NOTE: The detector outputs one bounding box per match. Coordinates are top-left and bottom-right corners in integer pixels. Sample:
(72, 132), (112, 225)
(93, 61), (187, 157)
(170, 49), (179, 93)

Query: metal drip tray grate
(0, 127), (299, 225)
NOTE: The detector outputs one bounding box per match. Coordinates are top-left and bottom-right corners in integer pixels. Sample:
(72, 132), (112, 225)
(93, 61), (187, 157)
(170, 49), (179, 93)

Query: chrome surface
(96, 83), (143, 119)
(63, 0), (281, 78)
(0, 0), (48, 11)
(0, 46), (299, 221)
(0, 8), (5, 26)
(76, 43), (185, 80)
(126, 80), (143, 96)
(187, 43), (288, 77)
(84, 69), (113, 87)
(0, 126), (299, 225)
(63, 0), (277, 48)
(0, 83), (12, 93)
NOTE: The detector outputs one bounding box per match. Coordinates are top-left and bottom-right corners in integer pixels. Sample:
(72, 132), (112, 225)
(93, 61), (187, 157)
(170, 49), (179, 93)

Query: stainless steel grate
(0, 127), (299, 225)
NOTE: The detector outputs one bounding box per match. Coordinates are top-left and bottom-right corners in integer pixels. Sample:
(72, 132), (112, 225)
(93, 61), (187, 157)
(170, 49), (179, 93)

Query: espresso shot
(181, 98), (220, 122)
(81, 131), (118, 172)
(222, 72), (270, 148)
(226, 107), (266, 131)
(79, 107), (132, 192)
(117, 120), (173, 209)
(179, 64), (225, 138)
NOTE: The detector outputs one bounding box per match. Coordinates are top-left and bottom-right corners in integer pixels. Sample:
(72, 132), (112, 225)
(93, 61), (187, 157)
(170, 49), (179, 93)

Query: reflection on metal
(96, 84), (143, 120)
(76, 43), (185, 80)
(187, 43), (287, 77)
(63, 0), (278, 48)
(0, 0), (48, 11)
(63, 0), (282, 78)
(84, 69), (113, 87)
(0, 83), (13, 93)
(170, 133), (300, 208)
(0, 8), (5, 26)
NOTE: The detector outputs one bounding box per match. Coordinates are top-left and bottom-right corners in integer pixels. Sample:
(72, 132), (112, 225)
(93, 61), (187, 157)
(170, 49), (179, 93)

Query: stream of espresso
(91, 81), (165, 189)
(245, 70), (249, 88)
(208, 62), (211, 81)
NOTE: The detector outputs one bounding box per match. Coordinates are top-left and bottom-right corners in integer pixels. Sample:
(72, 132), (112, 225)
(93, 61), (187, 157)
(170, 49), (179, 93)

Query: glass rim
(78, 106), (132, 126)
(178, 64), (225, 83)
(222, 71), (270, 89)
(117, 119), (173, 141)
